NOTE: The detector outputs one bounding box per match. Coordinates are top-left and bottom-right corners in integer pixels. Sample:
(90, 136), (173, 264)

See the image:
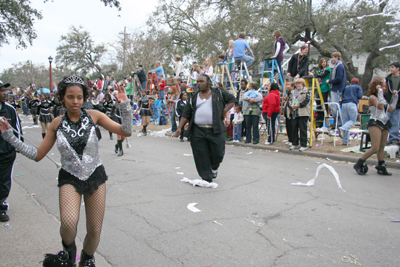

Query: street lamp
(48, 56), (53, 91)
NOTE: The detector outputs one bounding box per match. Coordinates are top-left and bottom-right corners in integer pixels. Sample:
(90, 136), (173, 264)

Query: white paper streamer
(149, 128), (171, 137)
(21, 125), (40, 129)
(379, 43), (400, 51)
(187, 203), (201, 212)
(181, 177), (218, 188)
(291, 163), (346, 192)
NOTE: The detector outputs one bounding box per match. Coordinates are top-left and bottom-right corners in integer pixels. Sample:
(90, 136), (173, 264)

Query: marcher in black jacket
(0, 81), (23, 222)
(175, 74), (235, 183)
(132, 65), (148, 92)
(175, 92), (188, 141)
(287, 45), (310, 78)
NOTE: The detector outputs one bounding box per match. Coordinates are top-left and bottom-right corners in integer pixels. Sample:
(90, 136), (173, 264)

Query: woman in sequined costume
(134, 90), (154, 136)
(354, 78), (398, 175)
(37, 93), (54, 139)
(0, 75), (133, 267)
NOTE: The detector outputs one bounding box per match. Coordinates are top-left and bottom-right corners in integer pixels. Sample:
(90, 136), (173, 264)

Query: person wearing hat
(0, 80), (23, 222)
(339, 78), (363, 145)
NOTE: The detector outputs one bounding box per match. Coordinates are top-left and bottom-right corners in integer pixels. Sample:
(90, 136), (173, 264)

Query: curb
(228, 142), (400, 170)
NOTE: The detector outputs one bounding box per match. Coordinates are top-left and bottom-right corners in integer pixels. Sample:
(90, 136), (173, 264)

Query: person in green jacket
(125, 77), (134, 101)
(310, 58), (331, 127)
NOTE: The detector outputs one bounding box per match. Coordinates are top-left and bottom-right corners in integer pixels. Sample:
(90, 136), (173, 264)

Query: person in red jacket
(262, 83), (281, 145)
(159, 74), (166, 99)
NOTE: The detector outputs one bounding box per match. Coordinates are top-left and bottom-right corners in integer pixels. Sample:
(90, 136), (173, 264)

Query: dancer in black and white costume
(37, 93), (54, 138)
(0, 75), (132, 267)
(28, 96), (39, 125)
(101, 94), (116, 140)
(134, 90), (154, 136)
(353, 78), (398, 175)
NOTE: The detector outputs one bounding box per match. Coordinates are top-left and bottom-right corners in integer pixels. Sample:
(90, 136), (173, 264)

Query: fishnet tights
(59, 183), (106, 256)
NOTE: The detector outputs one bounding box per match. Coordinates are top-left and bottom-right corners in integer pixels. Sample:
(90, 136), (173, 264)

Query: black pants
(291, 116), (308, 147)
(285, 115), (293, 143)
(0, 151), (16, 212)
(242, 116), (246, 137)
(263, 112), (279, 143)
(190, 125), (225, 182)
(245, 115), (260, 143)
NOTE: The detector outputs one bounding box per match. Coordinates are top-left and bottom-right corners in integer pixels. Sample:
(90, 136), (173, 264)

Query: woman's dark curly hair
(56, 75), (89, 104)
(368, 77), (385, 96)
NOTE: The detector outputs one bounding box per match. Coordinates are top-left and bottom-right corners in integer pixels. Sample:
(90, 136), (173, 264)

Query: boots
(354, 158), (368, 175)
(109, 132), (113, 140)
(114, 143), (119, 154)
(42, 133), (46, 139)
(143, 125), (147, 136)
(375, 160), (392, 176)
(42, 241), (76, 267)
(117, 140), (123, 157)
(79, 250), (95, 267)
(63, 241), (77, 266)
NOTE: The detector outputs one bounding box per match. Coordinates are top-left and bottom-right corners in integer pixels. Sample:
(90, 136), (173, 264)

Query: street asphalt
(1, 117), (399, 267)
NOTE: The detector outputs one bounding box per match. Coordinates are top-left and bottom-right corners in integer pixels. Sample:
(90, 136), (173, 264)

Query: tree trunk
(360, 50), (380, 93)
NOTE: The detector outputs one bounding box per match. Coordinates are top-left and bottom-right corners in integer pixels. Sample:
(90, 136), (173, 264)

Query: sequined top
(56, 109), (101, 181)
(38, 100), (53, 116)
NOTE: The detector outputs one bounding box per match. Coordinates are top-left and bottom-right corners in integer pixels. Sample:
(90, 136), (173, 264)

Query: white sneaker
(264, 141), (271, 145)
(289, 145), (300, 150)
(299, 147), (308, 152)
(243, 137), (246, 141)
(286, 142), (292, 146)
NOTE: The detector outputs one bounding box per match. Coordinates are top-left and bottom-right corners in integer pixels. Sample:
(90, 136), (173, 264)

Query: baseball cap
(351, 78), (359, 84)
(0, 80), (10, 88)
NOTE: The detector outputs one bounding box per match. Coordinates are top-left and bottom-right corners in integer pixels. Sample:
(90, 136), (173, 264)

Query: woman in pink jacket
(262, 83), (281, 145)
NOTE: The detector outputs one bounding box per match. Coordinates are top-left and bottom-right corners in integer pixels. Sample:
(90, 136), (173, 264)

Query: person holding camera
(175, 74), (235, 183)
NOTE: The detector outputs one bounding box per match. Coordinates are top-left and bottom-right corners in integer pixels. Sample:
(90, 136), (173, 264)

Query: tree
(0, 0), (121, 49)
(268, 0), (400, 91)
(0, 0), (42, 48)
(148, 0), (400, 91)
(0, 60), (48, 87)
(55, 26), (107, 77)
(110, 29), (173, 77)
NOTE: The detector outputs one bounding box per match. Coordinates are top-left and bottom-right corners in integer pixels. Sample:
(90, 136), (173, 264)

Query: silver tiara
(64, 75), (84, 85)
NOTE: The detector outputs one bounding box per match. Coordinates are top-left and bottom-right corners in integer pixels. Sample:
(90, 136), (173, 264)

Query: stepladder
(260, 58), (285, 90)
(232, 60), (252, 83)
(213, 63), (234, 91)
(147, 72), (160, 96)
(307, 77), (343, 147)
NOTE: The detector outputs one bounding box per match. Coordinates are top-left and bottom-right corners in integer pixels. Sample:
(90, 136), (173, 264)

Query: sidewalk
(228, 141), (400, 170)
(146, 123), (400, 169)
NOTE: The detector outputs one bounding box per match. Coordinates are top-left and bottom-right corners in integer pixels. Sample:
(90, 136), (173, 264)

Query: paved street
(1, 118), (400, 267)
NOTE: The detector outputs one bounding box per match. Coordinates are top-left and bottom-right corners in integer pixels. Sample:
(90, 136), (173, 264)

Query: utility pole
(119, 26), (130, 71)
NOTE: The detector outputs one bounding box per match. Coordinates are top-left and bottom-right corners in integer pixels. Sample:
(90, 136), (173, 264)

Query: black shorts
(58, 165), (108, 195)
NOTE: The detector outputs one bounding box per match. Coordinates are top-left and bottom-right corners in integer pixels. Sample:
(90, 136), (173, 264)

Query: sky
(0, 0), (158, 72)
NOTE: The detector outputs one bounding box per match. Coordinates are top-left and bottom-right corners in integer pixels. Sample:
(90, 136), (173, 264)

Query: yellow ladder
(213, 63), (234, 91)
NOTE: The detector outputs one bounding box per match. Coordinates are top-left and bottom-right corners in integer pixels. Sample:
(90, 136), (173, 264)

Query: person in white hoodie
(203, 58), (214, 78)
(170, 54), (183, 78)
